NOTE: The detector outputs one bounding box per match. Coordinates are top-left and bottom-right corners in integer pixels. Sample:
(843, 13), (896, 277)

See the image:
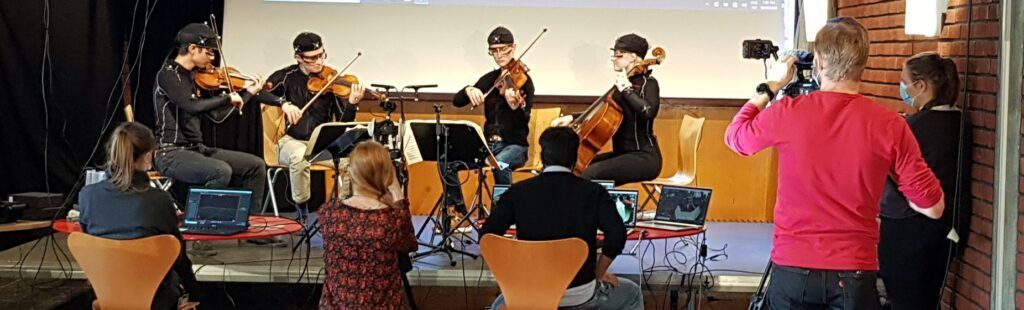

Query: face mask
(899, 82), (918, 108)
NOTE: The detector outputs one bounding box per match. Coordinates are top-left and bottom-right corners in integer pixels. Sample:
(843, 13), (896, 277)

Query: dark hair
(106, 122), (157, 192)
(904, 52), (960, 111)
(177, 44), (191, 56)
(539, 127), (579, 168)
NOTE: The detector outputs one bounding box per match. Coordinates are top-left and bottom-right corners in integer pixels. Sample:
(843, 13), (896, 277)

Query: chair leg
(640, 183), (660, 211)
(264, 168), (282, 217)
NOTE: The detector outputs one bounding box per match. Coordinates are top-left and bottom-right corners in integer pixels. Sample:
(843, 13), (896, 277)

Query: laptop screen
(492, 185), (510, 205)
(655, 186), (712, 225)
(607, 189), (638, 227)
(184, 188), (252, 227)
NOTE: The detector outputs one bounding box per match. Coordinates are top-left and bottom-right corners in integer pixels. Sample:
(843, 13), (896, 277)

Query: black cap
(487, 26), (514, 45)
(293, 32), (323, 53)
(174, 23), (219, 50)
(612, 33), (649, 58)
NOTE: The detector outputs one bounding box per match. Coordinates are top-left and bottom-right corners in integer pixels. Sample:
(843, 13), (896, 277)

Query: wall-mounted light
(804, 0), (830, 42)
(905, 0), (949, 37)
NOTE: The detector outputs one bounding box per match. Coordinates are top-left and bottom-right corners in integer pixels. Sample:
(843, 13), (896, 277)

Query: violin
(194, 65), (269, 93)
(481, 28), (546, 99)
(307, 66), (383, 100)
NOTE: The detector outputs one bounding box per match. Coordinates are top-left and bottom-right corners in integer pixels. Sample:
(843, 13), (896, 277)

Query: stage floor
(0, 214), (773, 293)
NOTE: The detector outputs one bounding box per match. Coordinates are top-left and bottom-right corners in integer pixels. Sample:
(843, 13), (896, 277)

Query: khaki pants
(277, 135), (351, 203)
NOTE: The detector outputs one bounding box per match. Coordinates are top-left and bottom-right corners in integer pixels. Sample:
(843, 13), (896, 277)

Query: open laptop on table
(179, 187), (252, 235)
(636, 185), (712, 231)
(601, 189), (638, 236)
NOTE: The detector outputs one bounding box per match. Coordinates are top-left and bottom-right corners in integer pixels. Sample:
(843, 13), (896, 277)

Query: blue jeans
(491, 278), (644, 310)
(441, 142), (527, 211)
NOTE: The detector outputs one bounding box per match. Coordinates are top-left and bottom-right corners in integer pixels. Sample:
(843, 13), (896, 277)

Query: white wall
(222, 0), (784, 98)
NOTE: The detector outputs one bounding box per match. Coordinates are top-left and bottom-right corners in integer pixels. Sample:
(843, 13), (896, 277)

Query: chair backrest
(480, 234), (587, 310)
(68, 233), (181, 310)
(521, 107), (562, 170)
(674, 115), (706, 180)
(261, 104), (288, 166)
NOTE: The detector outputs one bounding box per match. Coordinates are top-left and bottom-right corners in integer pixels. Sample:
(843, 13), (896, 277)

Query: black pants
(767, 264), (881, 310)
(155, 145), (266, 214)
(581, 150), (662, 186)
(879, 216), (950, 310)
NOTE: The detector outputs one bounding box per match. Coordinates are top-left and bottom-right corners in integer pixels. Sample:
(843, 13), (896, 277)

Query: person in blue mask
(879, 51), (972, 310)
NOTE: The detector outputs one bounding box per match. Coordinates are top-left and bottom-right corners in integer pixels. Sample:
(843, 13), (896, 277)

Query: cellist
(552, 34), (662, 186)
(445, 26), (536, 232)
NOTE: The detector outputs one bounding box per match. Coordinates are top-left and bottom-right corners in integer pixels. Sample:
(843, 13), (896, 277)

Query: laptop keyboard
(181, 225), (245, 235)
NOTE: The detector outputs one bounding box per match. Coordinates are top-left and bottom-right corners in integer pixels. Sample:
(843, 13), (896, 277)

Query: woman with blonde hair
(78, 122), (199, 309)
(318, 141), (417, 309)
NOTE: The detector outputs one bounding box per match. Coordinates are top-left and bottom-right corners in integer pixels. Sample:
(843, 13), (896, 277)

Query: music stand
(293, 122), (371, 253)
(404, 120), (496, 263)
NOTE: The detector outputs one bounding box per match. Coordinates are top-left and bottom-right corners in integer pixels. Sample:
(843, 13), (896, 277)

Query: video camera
(742, 39), (820, 98)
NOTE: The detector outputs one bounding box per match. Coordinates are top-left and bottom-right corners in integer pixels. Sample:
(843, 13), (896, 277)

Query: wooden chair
(67, 233), (190, 310)
(514, 107), (563, 174)
(261, 104), (337, 215)
(639, 114), (705, 209)
(124, 104), (175, 191)
(480, 234), (587, 309)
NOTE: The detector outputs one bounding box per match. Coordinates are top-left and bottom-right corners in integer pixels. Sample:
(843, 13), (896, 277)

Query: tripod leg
(402, 272), (418, 310)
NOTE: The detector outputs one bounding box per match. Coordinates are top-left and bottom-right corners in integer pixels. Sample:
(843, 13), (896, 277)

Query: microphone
(371, 83), (397, 90)
(405, 84), (437, 91)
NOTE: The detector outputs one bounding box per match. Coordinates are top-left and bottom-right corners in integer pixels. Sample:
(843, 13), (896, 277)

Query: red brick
(968, 93), (996, 111)
(944, 3), (1001, 24)
(870, 28), (915, 42)
(837, 0), (891, 9)
(973, 128), (995, 149)
(857, 14), (905, 29)
(840, 1), (905, 19)
(969, 216), (994, 240)
(866, 56), (907, 70)
(859, 81), (900, 98)
(971, 179), (994, 202)
(973, 147), (995, 166)
(969, 21), (1002, 39)
(870, 42), (914, 56)
(968, 110), (997, 129)
(967, 75), (999, 93)
(973, 198), (993, 220)
(971, 163), (995, 183)
(861, 69), (901, 83)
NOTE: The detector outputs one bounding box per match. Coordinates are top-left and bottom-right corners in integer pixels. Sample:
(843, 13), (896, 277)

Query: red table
(52, 216), (303, 241)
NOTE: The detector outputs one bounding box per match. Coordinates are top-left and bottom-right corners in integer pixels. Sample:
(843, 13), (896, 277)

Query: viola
(481, 28), (547, 100)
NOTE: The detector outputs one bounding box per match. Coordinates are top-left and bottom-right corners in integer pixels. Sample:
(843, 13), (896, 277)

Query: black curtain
(0, 0), (264, 201)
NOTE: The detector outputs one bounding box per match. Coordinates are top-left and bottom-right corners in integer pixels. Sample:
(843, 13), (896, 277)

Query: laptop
(492, 185), (510, 204)
(592, 180), (615, 189)
(636, 186), (712, 231)
(179, 187), (252, 235)
(601, 189), (638, 235)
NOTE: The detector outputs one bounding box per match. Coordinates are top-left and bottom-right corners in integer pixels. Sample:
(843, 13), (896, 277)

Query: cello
(570, 47), (665, 175)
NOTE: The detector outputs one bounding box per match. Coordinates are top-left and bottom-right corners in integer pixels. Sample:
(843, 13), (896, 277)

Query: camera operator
(725, 17), (945, 309)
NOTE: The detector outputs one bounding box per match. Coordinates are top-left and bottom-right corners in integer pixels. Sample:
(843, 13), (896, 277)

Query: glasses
(610, 53), (626, 60)
(299, 51), (327, 63)
(200, 48), (216, 58)
(487, 45), (513, 56)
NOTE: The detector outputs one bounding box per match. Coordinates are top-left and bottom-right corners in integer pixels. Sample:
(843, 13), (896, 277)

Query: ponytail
(106, 122), (157, 192)
(905, 52), (960, 111)
(347, 141), (400, 208)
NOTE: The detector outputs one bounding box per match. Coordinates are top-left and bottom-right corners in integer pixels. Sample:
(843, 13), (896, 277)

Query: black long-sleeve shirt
(480, 170), (626, 288)
(78, 171), (198, 310)
(260, 65), (358, 141)
(880, 107), (971, 224)
(611, 73), (660, 154)
(153, 61), (259, 145)
(452, 69), (535, 146)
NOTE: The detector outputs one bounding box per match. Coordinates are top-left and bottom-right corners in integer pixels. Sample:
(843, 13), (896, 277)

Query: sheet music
(401, 119), (497, 167)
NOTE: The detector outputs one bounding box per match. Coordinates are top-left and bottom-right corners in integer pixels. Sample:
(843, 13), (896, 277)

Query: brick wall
(835, 0), (1000, 309)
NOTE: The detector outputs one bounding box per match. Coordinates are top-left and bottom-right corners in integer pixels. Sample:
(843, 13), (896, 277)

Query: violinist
(552, 34), (661, 186)
(262, 32), (365, 220)
(445, 26), (535, 231)
(153, 23), (268, 214)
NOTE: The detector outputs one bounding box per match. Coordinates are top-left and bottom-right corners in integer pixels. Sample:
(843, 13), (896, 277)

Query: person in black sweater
(261, 32), (364, 221)
(879, 52), (972, 309)
(552, 34), (661, 185)
(153, 23), (267, 213)
(78, 122), (198, 310)
(444, 26), (535, 229)
(481, 127), (642, 309)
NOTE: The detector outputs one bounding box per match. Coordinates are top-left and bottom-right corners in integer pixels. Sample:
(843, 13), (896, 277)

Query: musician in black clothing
(260, 32), (365, 220)
(552, 33), (661, 185)
(444, 26), (535, 228)
(153, 23), (267, 213)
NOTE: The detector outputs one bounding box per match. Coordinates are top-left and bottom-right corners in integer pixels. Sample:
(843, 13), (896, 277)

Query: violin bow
(481, 28), (548, 99)
(207, 15), (242, 115)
